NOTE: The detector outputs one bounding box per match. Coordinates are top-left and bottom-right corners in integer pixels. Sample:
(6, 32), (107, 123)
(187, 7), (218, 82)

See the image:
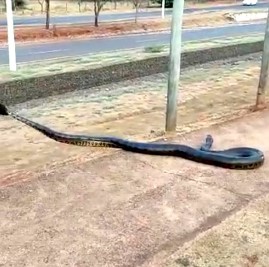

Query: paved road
(0, 22), (266, 65)
(0, 1), (268, 26)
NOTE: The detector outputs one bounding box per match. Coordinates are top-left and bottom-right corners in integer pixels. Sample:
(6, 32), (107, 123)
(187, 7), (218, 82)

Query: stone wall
(0, 40), (263, 106)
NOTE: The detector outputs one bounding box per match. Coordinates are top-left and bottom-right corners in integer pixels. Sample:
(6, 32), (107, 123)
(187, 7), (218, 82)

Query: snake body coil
(0, 104), (264, 170)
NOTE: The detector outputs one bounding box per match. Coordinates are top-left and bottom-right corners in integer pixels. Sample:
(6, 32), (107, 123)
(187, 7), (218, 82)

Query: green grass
(144, 45), (166, 53)
(0, 33), (264, 83)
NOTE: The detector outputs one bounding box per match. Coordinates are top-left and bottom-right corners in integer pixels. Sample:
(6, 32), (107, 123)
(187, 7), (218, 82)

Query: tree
(1, 0), (26, 11)
(78, 0), (82, 12)
(152, 0), (173, 8)
(78, 0), (81, 13)
(113, 0), (117, 9)
(256, 8), (269, 109)
(132, 0), (142, 23)
(79, 0), (128, 27)
(37, 0), (45, 13)
(13, 0), (25, 9)
(45, 0), (50, 29)
(93, 0), (108, 27)
(80, 0), (108, 27)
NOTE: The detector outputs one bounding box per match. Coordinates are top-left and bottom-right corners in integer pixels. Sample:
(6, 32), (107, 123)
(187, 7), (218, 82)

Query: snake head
(0, 104), (9, 116)
(206, 134), (213, 144)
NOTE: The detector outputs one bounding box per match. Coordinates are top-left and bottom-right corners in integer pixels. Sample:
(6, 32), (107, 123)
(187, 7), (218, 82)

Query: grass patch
(144, 45), (166, 53)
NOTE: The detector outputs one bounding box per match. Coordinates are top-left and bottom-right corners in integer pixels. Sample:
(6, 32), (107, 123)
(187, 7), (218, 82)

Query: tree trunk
(38, 0), (44, 13)
(11, 0), (15, 11)
(45, 0), (50, 29)
(94, 14), (98, 27)
(94, 1), (99, 27)
(135, 5), (138, 23)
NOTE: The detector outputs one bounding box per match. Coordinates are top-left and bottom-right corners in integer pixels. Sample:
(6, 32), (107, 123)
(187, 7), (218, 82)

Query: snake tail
(0, 104), (118, 148)
(0, 104), (8, 116)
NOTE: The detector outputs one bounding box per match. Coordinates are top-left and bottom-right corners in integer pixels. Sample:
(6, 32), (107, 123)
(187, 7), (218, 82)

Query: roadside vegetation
(0, 0), (238, 44)
(0, 0), (243, 28)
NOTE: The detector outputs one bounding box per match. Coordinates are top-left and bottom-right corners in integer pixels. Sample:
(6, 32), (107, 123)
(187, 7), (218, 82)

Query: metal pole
(165, 0), (184, 132)
(256, 7), (269, 108)
(6, 0), (16, 71)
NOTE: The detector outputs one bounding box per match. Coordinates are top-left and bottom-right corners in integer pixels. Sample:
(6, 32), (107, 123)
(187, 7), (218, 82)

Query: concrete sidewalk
(0, 110), (269, 267)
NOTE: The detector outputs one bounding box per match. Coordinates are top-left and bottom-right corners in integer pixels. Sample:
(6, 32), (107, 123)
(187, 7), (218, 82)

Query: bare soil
(0, 54), (269, 266)
(0, 12), (232, 44)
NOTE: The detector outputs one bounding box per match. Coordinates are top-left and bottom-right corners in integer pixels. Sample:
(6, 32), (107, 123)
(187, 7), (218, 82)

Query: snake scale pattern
(0, 103), (265, 170)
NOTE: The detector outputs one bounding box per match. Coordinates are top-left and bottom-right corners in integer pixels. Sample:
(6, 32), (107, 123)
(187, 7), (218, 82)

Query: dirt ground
(167, 190), (269, 267)
(0, 53), (267, 184)
(0, 12), (232, 44)
(1, 98), (269, 267)
(1, 54), (269, 266)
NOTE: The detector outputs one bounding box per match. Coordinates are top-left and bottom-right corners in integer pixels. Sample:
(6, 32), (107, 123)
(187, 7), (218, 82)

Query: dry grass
(0, 11), (231, 43)
(0, 0), (138, 16)
(0, 0), (243, 16)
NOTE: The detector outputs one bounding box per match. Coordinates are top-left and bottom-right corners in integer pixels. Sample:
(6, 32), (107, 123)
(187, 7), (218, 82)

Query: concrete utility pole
(6, 0), (17, 71)
(165, 0), (184, 132)
(256, 8), (269, 108)
(161, 0), (165, 19)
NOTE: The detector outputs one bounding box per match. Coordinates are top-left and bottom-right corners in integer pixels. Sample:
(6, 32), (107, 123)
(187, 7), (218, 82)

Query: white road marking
(29, 49), (68, 55)
(136, 38), (158, 43)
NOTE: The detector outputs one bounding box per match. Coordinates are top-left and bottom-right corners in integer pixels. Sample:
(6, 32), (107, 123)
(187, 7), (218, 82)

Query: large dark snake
(0, 103), (265, 170)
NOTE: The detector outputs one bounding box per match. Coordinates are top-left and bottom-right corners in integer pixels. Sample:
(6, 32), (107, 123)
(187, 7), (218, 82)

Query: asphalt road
(0, 1), (268, 26)
(0, 21), (266, 65)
